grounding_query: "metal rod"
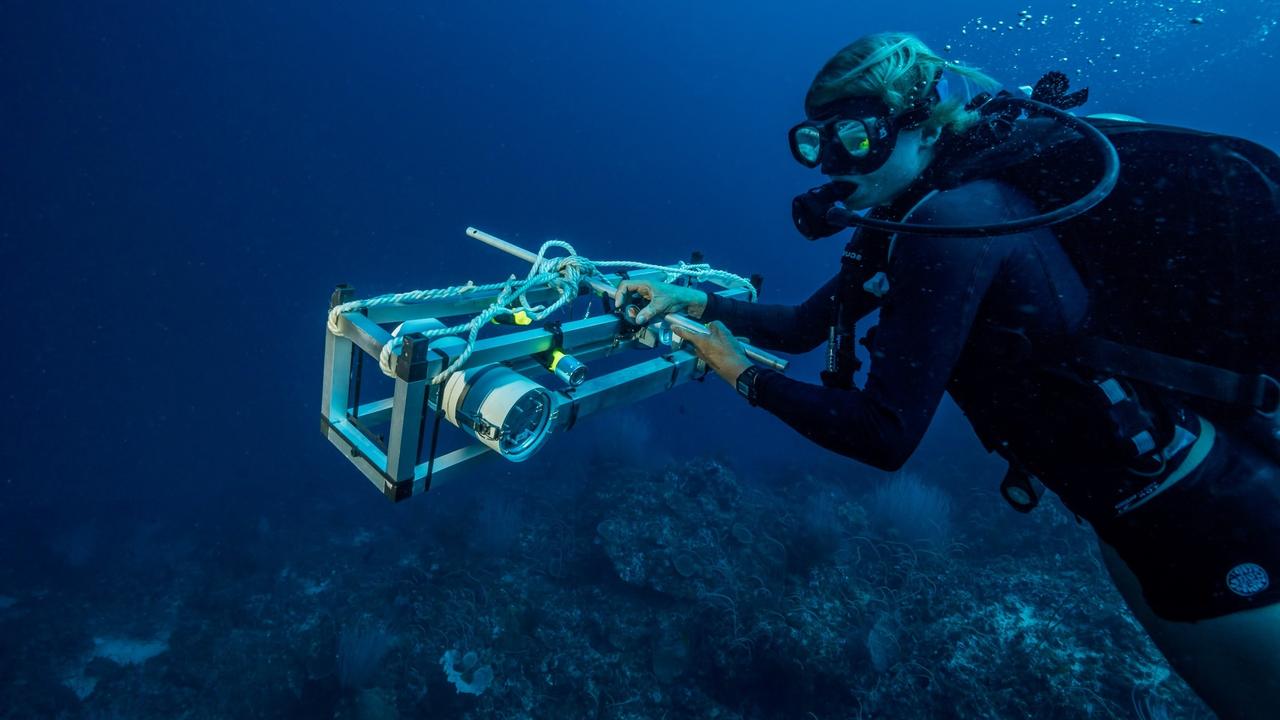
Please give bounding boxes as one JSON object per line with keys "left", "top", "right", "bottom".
{"left": 466, "top": 227, "right": 789, "bottom": 373}
{"left": 467, "top": 227, "right": 540, "bottom": 264}
{"left": 664, "top": 314, "right": 790, "bottom": 372}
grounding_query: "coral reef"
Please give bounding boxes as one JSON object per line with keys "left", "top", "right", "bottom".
{"left": 0, "top": 458, "right": 1211, "bottom": 719}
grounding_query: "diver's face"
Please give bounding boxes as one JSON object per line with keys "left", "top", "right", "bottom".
{"left": 829, "top": 128, "right": 936, "bottom": 210}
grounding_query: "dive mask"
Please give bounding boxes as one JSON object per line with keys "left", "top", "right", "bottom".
{"left": 788, "top": 90, "right": 939, "bottom": 176}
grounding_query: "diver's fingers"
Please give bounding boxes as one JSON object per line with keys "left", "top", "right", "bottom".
{"left": 670, "top": 324, "right": 703, "bottom": 350}
{"left": 611, "top": 282, "right": 631, "bottom": 307}
{"left": 707, "top": 321, "right": 745, "bottom": 351}
{"left": 612, "top": 280, "right": 650, "bottom": 307}
{"left": 633, "top": 299, "right": 669, "bottom": 326}
{"left": 634, "top": 293, "right": 672, "bottom": 325}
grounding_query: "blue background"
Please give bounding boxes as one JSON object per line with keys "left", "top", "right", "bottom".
{"left": 6, "top": 1, "right": 1275, "bottom": 522}
{"left": 1, "top": 3, "right": 1276, "bottom": 704}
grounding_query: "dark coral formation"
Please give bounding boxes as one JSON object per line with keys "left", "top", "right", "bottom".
{"left": 0, "top": 458, "right": 1209, "bottom": 719}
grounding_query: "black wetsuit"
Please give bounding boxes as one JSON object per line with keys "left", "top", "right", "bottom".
{"left": 706, "top": 180, "right": 1092, "bottom": 475}
{"left": 702, "top": 179, "right": 1280, "bottom": 622}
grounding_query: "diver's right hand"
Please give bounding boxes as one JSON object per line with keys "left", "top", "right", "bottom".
{"left": 612, "top": 280, "right": 708, "bottom": 326}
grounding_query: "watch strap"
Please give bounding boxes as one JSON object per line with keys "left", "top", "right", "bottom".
{"left": 736, "top": 365, "right": 763, "bottom": 406}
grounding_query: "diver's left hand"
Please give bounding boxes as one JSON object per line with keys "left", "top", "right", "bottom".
{"left": 671, "top": 320, "right": 753, "bottom": 387}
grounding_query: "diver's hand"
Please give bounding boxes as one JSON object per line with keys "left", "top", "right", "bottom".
{"left": 671, "top": 320, "right": 752, "bottom": 387}
{"left": 612, "top": 280, "right": 708, "bottom": 325}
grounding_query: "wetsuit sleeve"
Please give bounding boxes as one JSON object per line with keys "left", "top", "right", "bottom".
{"left": 750, "top": 182, "right": 1044, "bottom": 471}
{"left": 700, "top": 273, "right": 878, "bottom": 354}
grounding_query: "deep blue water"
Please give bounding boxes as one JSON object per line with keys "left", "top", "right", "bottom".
{"left": 3, "top": 2, "right": 1277, "bottom": 718}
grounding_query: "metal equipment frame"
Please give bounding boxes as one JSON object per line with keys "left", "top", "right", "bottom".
{"left": 320, "top": 235, "right": 772, "bottom": 502}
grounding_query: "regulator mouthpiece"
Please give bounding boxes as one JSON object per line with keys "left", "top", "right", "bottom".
{"left": 793, "top": 181, "right": 858, "bottom": 240}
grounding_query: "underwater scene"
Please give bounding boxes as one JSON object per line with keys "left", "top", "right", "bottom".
{"left": 4, "top": 1, "right": 1280, "bottom": 718}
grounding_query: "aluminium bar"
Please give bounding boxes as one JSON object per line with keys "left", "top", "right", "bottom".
{"left": 549, "top": 352, "right": 703, "bottom": 429}
{"left": 320, "top": 328, "right": 354, "bottom": 422}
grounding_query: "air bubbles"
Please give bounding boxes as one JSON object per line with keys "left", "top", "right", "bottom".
{"left": 949, "top": 0, "right": 1264, "bottom": 91}
{"left": 1006, "top": 8, "right": 1049, "bottom": 30}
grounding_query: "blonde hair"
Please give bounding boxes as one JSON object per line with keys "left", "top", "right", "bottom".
{"left": 804, "top": 32, "right": 1001, "bottom": 137}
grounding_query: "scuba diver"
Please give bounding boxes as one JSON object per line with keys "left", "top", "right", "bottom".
{"left": 614, "top": 33, "right": 1280, "bottom": 720}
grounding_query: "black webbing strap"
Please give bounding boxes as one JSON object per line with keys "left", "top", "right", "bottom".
{"left": 422, "top": 382, "right": 445, "bottom": 494}
{"left": 421, "top": 346, "right": 452, "bottom": 493}
{"left": 543, "top": 321, "right": 564, "bottom": 362}
{"left": 1076, "top": 337, "right": 1280, "bottom": 415}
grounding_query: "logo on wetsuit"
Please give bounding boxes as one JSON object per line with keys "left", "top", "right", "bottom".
{"left": 1226, "top": 562, "right": 1270, "bottom": 597}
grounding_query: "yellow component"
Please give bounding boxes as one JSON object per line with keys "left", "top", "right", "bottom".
{"left": 548, "top": 348, "right": 566, "bottom": 371}
{"left": 492, "top": 309, "right": 533, "bottom": 326}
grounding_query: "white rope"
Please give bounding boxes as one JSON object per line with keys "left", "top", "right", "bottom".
{"left": 588, "top": 257, "right": 758, "bottom": 297}
{"left": 327, "top": 240, "right": 757, "bottom": 385}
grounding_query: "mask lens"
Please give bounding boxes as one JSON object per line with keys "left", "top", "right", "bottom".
{"left": 791, "top": 125, "right": 823, "bottom": 167}
{"left": 835, "top": 120, "right": 872, "bottom": 157}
